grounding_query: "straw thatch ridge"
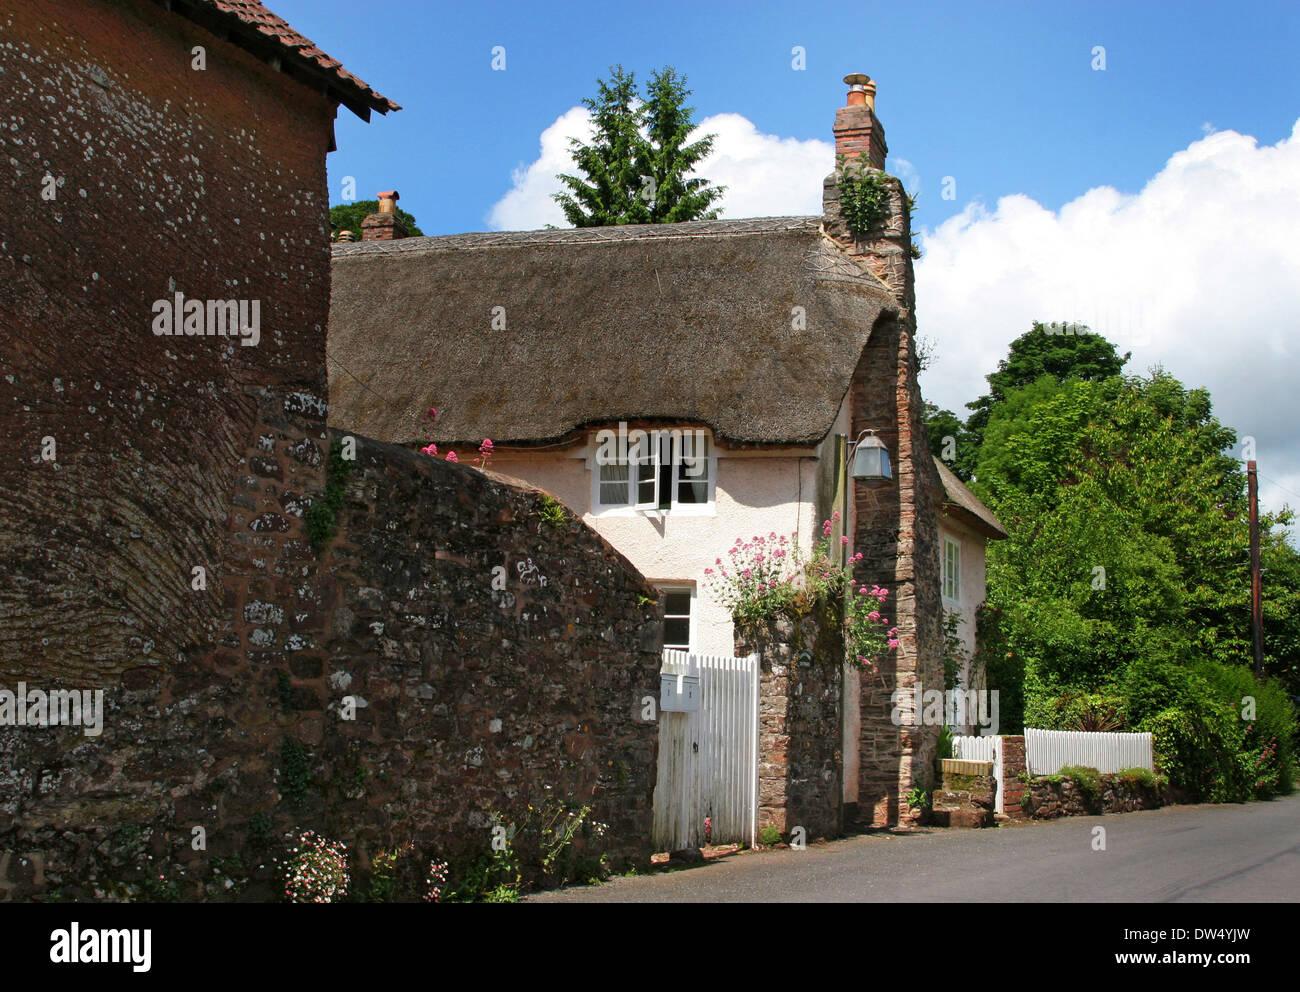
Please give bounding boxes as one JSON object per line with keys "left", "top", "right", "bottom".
{"left": 934, "top": 457, "right": 1008, "bottom": 539}
{"left": 328, "top": 217, "right": 896, "bottom": 447}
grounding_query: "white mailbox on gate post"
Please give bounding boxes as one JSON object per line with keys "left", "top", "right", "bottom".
{"left": 660, "top": 672, "right": 700, "bottom": 712}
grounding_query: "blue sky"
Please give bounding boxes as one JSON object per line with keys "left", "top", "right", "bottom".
{"left": 276, "top": 0, "right": 1299, "bottom": 235}
{"left": 272, "top": 0, "right": 1300, "bottom": 529}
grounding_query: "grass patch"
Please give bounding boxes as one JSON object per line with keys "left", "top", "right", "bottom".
{"left": 1057, "top": 765, "right": 1103, "bottom": 805}
{"left": 1116, "top": 766, "right": 1162, "bottom": 789}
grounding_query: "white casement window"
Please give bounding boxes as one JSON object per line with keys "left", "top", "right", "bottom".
{"left": 592, "top": 429, "right": 714, "bottom": 514}
{"left": 657, "top": 585, "right": 695, "bottom": 653}
{"left": 943, "top": 536, "right": 961, "bottom": 603}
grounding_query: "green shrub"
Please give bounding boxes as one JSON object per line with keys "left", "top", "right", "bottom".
{"left": 836, "top": 156, "right": 893, "bottom": 237}
{"left": 1144, "top": 705, "right": 1247, "bottom": 802}
{"left": 537, "top": 494, "right": 568, "bottom": 529}
{"left": 1127, "top": 657, "right": 1296, "bottom": 802}
{"left": 1057, "top": 765, "right": 1103, "bottom": 806}
{"left": 1194, "top": 660, "right": 1297, "bottom": 797}
{"left": 936, "top": 724, "right": 953, "bottom": 763}
{"left": 758, "top": 826, "right": 782, "bottom": 846}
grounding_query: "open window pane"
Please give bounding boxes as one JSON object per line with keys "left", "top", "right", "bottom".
{"left": 633, "top": 434, "right": 659, "bottom": 508}
{"left": 676, "top": 434, "right": 709, "bottom": 504}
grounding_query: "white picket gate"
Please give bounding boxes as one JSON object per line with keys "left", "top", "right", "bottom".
{"left": 652, "top": 650, "right": 759, "bottom": 851}
{"left": 1025, "top": 729, "right": 1154, "bottom": 775}
{"left": 950, "top": 734, "right": 1005, "bottom": 814}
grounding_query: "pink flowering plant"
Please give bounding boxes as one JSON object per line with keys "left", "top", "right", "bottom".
{"left": 282, "top": 830, "right": 350, "bottom": 903}
{"left": 704, "top": 512, "right": 898, "bottom": 670}
{"left": 417, "top": 406, "right": 490, "bottom": 469}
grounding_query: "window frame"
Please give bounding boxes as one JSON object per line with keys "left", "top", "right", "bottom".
{"left": 656, "top": 583, "right": 696, "bottom": 654}
{"left": 942, "top": 535, "right": 961, "bottom": 604}
{"left": 589, "top": 428, "right": 716, "bottom": 517}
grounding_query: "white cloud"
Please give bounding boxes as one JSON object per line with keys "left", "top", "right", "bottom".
{"left": 915, "top": 118, "right": 1300, "bottom": 528}
{"left": 486, "top": 109, "right": 832, "bottom": 230}
{"left": 485, "top": 106, "right": 595, "bottom": 231}
{"left": 684, "top": 113, "right": 831, "bottom": 218}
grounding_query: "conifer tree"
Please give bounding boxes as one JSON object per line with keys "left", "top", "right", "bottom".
{"left": 554, "top": 66, "right": 725, "bottom": 227}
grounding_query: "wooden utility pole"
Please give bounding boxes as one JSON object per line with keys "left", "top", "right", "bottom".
{"left": 1248, "top": 460, "right": 1264, "bottom": 675}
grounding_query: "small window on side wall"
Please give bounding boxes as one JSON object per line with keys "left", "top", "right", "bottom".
{"left": 657, "top": 585, "right": 693, "bottom": 653}
{"left": 943, "top": 537, "right": 961, "bottom": 602}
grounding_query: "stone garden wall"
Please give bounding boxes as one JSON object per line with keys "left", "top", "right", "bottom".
{"left": 1021, "top": 774, "right": 1166, "bottom": 820}
{"left": 1, "top": 428, "right": 663, "bottom": 900}
{"left": 737, "top": 609, "right": 844, "bottom": 842}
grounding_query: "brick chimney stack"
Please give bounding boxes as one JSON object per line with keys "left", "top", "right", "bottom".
{"left": 834, "top": 74, "right": 887, "bottom": 171}
{"left": 361, "top": 190, "right": 408, "bottom": 241}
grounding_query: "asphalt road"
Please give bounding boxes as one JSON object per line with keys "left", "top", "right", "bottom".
{"left": 528, "top": 794, "right": 1300, "bottom": 902}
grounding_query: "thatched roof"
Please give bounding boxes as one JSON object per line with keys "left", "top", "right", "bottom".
{"left": 934, "top": 458, "right": 1008, "bottom": 540}
{"left": 328, "top": 217, "right": 895, "bottom": 447}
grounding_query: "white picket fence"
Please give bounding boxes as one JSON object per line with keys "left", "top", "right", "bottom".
{"left": 652, "top": 650, "right": 759, "bottom": 851}
{"left": 1024, "top": 729, "right": 1154, "bottom": 776}
{"left": 951, "top": 730, "right": 1155, "bottom": 811}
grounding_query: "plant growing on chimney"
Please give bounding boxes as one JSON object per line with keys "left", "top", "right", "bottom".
{"left": 537, "top": 494, "right": 568, "bottom": 529}
{"left": 836, "top": 154, "right": 892, "bottom": 237}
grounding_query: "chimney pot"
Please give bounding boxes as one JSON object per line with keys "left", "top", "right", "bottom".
{"left": 362, "top": 190, "right": 408, "bottom": 241}
{"left": 833, "top": 73, "right": 886, "bottom": 169}
{"left": 843, "top": 73, "right": 870, "bottom": 107}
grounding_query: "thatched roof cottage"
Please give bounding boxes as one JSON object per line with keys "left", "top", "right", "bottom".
{"left": 327, "top": 76, "right": 1005, "bottom": 824}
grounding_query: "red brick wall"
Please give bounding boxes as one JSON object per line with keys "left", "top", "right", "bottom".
{"left": 0, "top": 0, "right": 335, "bottom": 683}
{"left": 823, "top": 167, "right": 942, "bottom": 826}
{"left": 1000, "top": 735, "right": 1028, "bottom": 819}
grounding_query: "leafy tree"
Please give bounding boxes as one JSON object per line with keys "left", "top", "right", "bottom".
{"left": 962, "top": 323, "right": 1130, "bottom": 472}
{"left": 976, "top": 370, "right": 1267, "bottom": 677}
{"left": 1261, "top": 531, "right": 1300, "bottom": 699}
{"left": 555, "top": 66, "right": 725, "bottom": 227}
{"left": 329, "top": 200, "right": 424, "bottom": 240}
{"left": 922, "top": 402, "right": 970, "bottom": 479}
{"left": 971, "top": 367, "right": 1297, "bottom": 795}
